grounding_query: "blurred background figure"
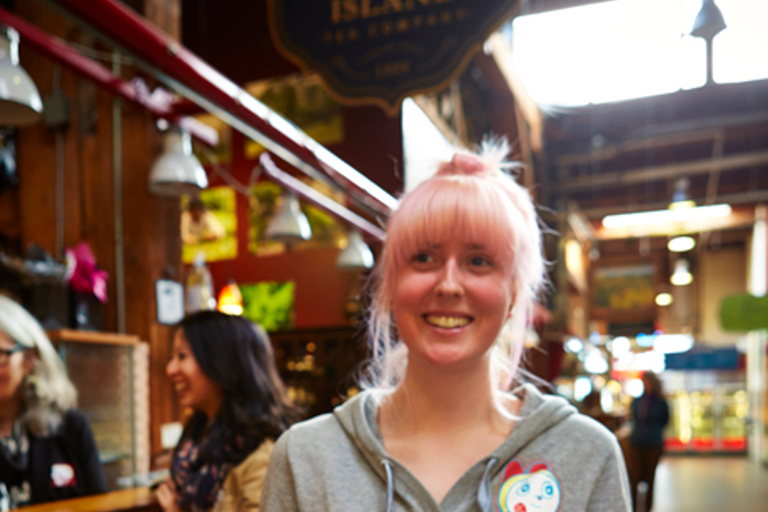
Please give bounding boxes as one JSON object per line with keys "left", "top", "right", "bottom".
{"left": 0, "top": 295, "right": 107, "bottom": 506}
{"left": 157, "top": 310, "right": 298, "bottom": 512}
{"left": 628, "top": 371, "right": 670, "bottom": 512}
{"left": 181, "top": 197, "right": 226, "bottom": 246}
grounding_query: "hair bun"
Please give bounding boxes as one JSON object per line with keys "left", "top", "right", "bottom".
{"left": 437, "top": 152, "right": 489, "bottom": 177}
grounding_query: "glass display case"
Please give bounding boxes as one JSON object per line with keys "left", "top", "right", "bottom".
{"left": 662, "top": 370, "right": 747, "bottom": 453}
{"left": 49, "top": 330, "right": 150, "bottom": 490}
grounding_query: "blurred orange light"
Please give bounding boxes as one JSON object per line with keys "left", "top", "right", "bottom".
{"left": 217, "top": 281, "right": 243, "bottom": 315}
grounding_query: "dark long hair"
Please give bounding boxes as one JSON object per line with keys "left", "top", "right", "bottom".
{"left": 176, "top": 310, "right": 299, "bottom": 466}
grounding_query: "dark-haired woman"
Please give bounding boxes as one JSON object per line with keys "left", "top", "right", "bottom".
{"left": 157, "top": 311, "right": 298, "bottom": 512}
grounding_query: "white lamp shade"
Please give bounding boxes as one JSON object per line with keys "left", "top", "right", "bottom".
{"left": 670, "top": 259, "right": 693, "bottom": 286}
{"left": 337, "top": 229, "right": 374, "bottom": 270}
{"left": 0, "top": 27, "right": 42, "bottom": 126}
{"left": 266, "top": 193, "right": 311, "bottom": 242}
{"left": 149, "top": 129, "right": 208, "bottom": 196}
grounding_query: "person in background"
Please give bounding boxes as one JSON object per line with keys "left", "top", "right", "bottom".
{"left": 261, "top": 140, "right": 631, "bottom": 511}
{"left": 157, "top": 310, "right": 298, "bottom": 512}
{"left": 0, "top": 295, "right": 107, "bottom": 506}
{"left": 628, "top": 371, "right": 670, "bottom": 512}
{"left": 181, "top": 198, "right": 226, "bottom": 246}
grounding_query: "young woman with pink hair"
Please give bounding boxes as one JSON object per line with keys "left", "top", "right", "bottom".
{"left": 262, "top": 141, "right": 631, "bottom": 512}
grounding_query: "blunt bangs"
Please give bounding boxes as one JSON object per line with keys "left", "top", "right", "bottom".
{"left": 386, "top": 175, "right": 521, "bottom": 270}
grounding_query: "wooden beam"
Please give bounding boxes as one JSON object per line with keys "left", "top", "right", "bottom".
{"left": 556, "top": 150, "right": 768, "bottom": 193}
{"left": 486, "top": 32, "right": 544, "bottom": 154}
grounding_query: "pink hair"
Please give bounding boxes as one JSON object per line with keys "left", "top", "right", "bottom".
{"left": 363, "top": 139, "right": 546, "bottom": 393}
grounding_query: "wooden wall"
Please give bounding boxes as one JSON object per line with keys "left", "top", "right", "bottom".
{"left": 12, "top": 0, "right": 182, "bottom": 457}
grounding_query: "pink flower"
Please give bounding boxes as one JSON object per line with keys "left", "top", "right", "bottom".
{"left": 66, "top": 242, "right": 109, "bottom": 303}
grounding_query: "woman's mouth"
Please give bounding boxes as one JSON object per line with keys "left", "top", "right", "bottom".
{"left": 173, "top": 382, "right": 189, "bottom": 395}
{"left": 423, "top": 314, "right": 472, "bottom": 329}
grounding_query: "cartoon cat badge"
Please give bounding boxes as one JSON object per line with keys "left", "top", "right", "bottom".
{"left": 497, "top": 459, "right": 562, "bottom": 512}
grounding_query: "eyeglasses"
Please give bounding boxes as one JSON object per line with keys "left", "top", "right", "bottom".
{"left": 0, "top": 345, "right": 26, "bottom": 365}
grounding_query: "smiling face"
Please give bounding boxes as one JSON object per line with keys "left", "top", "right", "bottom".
{"left": 391, "top": 237, "right": 515, "bottom": 370}
{"left": 499, "top": 469, "right": 562, "bottom": 512}
{"left": 0, "top": 330, "right": 31, "bottom": 410}
{"left": 166, "top": 330, "right": 223, "bottom": 418}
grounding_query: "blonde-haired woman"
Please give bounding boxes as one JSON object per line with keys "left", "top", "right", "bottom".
{"left": 0, "top": 295, "right": 106, "bottom": 506}
{"left": 262, "top": 141, "right": 631, "bottom": 511}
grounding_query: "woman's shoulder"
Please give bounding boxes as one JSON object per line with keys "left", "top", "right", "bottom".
{"left": 277, "top": 411, "right": 343, "bottom": 447}
{"left": 274, "top": 391, "right": 373, "bottom": 456}
{"left": 234, "top": 438, "right": 275, "bottom": 470}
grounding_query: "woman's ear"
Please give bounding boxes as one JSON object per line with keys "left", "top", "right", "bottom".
{"left": 23, "top": 348, "right": 39, "bottom": 376}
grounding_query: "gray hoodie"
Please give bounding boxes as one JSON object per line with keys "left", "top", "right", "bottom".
{"left": 261, "top": 384, "right": 631, "bottom": 511}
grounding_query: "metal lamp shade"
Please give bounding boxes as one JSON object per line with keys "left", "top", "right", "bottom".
{"left": 266, "top": 193, "right": 311, "bottom": 242}
{"left": 690, "top": 0, "right": 726, "bottom": 40}
{"left": 149, "top": 129, "right": 208, "bottom": 196}
{"left": 337, "top": 229, "right": 374, "bottom": 270}
{"left": 0, "top": 27, "right": 42, "bottom": 126}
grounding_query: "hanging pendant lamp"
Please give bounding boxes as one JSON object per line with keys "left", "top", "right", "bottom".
{"left": 149, "top": 128, "right": 208, "bottom": 196}
{"left": 266, "top": 192, "right": 311, "bottom": 242}
{"left": 337, "top": 229, "right": 374, "bottom": 270}
{"left": 690, "top": 0, "right": 727, "bottom": 40}
{"left": 0, "top": 26, "right": 43, "bottom": 126}
{"left": 670, "top": 259, "right": 693, "bottom": 286}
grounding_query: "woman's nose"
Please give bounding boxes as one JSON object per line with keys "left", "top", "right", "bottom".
{"left": 166, "top": 359, "right": 176, "bottom": 377}
{"left": 435, "top": 261, "right": 463, "bottom": 297}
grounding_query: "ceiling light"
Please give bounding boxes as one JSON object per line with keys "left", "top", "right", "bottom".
{"left": 669, "top": 176, "right": 696, "bottom": 210}
{"left": 653, "top": 333, "right": 694, "bottom": 354}
{"left": 690, "top": 0, "right": 727, "bottom": 40}
{"left": 217, "top": 281, "right": 243, "bottom": 316}
{"left": 265, "top": 192, "right": 311, "bottom": 242}
{"left": 0, "top": 27, "right": 43, "bottom": 126}
{"left": 670, "top": 259, "right": 693, "bottom": 286}
{"left": 668, "top": 235, "right": 696, "bottom": 252}
{"left": 564, "top": 337, "right": 583, "bottom": 353}
{"left": 149, "top": 128, "right": 208, "bottom": 196}
{"left": 655, "top": 292, "right": 673, "bottom": 307}
{"left": 602, "top": 204, "right": 731, "bottom": 229}
{"left": 336, "top": 229, "right": 374, "bottom": 270}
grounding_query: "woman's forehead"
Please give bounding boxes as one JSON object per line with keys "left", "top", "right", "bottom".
{"left": 173, "top": 329, "right": 190, "bottom": 348}
{"left": 0, "top": 330, "right": 15, "bottom": 349}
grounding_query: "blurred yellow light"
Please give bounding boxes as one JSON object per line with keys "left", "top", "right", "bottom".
{"left": 668, "top": 236, "right": 696, "bottom": 252}
{"left": 217, "top": 282, "right": 243, "bottom": 315}
{"left": 655, "top": 292, "right": 673, "bottom": 306}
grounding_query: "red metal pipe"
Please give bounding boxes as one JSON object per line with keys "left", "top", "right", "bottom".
{"left": 260, "top": 153, "right": 386, "bottom": 242}
{"left": 0, "top": 7, "right": 217, "bottom": 147}
{"left": 49, "top": 0, "right": 397, "bottom": 216}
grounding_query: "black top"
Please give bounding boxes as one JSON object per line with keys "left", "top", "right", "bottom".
{"left": 0, "top": 409, "right": 108, "bottom": 506}
{"left": 629, "top": 392, "right": 670, "bottom": 447}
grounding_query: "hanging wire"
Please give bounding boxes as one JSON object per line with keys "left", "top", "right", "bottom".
{"left": 195, "top": 143, "right": 262, "bottom": 197}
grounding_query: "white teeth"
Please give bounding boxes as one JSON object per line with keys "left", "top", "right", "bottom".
{"left": 425, "top": 315, "right": 470, "bottom": 328}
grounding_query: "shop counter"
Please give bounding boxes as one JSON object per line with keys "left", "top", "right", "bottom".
{"left": 17, "top": 488, "right": 159, "bottom": 512}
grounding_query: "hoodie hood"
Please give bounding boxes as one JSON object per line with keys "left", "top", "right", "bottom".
{"left": 333, "top": 384, "right": 578, "bottom": 511}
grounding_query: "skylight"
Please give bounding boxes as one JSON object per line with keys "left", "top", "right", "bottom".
{"left": 509, "top": 0, "right": 768, "bottom": 107}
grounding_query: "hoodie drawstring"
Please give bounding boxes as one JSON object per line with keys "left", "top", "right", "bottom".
{"left": 477, "top": 457, "right": 498, "bottom": 512}
{"left": 381, "top": 457, "right": 497, "bottom": 512}
{"left": 382, "top": 459, "right": 394, "bottom": 512}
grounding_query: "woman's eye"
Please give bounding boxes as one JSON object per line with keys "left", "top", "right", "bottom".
{"left": 469, "top": 256, "right": 490, "bottom": 267}
{"left": 413, "top": 252, "right": 434, "bottom": 264}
